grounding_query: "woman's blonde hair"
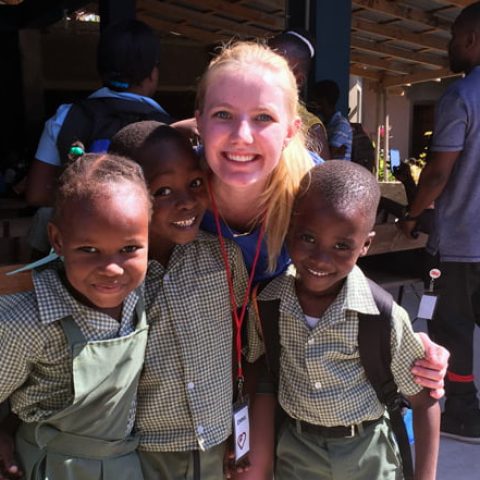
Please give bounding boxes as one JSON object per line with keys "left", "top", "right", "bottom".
{"left": 196, "top": 41, "right": 313, "bottom": 271}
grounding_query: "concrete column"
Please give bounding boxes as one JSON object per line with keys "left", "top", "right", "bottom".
{"left": 309, "top": 0, "right": 352, "bottom": 116}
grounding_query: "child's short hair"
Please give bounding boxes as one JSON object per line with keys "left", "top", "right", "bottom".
{"left": 97, "top": 19, "right": 159, "bottom": 90}
{"left": 53, "top": 153, "right": 151, "bottom": 222}
{"left": 296, "top": 160, "right": 380, "bottom": 228}
{"left": 312, "top": 79, "right": 340, "bottom": 108}
{"left": 109, "top": 121, "right": 195, "bottom": 170}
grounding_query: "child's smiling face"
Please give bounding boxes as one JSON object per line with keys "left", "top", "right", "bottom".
{"left": 141, "top": 140, "right": 208, "bottom": 264}
{"left": 48, "top": 183, "right": 150, "bottom": 319}
{"left": 287, "top": 194, "right": 374, "bottom": 301}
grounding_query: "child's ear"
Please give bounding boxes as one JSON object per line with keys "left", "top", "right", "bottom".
{"left": 48, "top": 222, "right": 63, "bottom": 256}
{"left": 359, "top": 231, "right": 375, "bottom": 257}
{"left": 284, "top": 116, "right": 302, "bottom": 147}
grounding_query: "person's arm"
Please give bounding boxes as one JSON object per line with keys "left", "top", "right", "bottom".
{"left": 407, "top": 390, "right": 440, "bottom": 480}
{"left": 25, "top": 159, "right": 60, "bottom": 206}
{"left": 397, "top": 151, "right": 460, "bottom": 238}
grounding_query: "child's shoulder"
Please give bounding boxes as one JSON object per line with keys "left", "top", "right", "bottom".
{"left": 0, "top": 288, "right": 41, "bottom": 334}
{"left": 194, "top": 230, "right": 244, "bottom": 259}
{"left": 256, "top": 266, "right": 296, "bottom": 302}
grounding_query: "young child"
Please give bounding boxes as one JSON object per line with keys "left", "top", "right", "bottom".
{"left": 109, "top": 121, "right": 249, "bottom": 480}
{"left": 247, "top": 161, "right": 440, "bottom": 480}
{"left": 0, "top": 153, "right": 151, "bottom": 479}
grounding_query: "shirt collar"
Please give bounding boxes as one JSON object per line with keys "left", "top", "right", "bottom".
{"left": 342, "top": 265, "right": 379, "bottom": 315}
{"left": 257, "top": 264, "right": 379, "bottom": 317}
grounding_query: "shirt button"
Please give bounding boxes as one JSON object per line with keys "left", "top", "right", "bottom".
{"left": 307, "top": 338, "right": 314, "bottom": 345}
{"left": 197, "top": 425, "right": 204, "bottom": 435}
{"left": 187, "top": 382, "right": 195, "bottom": 390}
{"left": 314, "top": 382, "right": 322, "bottom": 389}
{"left": 163, "top": 274, "right": 170, "bottom": 282}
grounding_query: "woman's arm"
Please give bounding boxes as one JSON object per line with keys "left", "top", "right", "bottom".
{"left": 408, "top": 390, "right": 440, "bottom": 480}
{"left": 413, "top": 333, "right": 449, "bottom": 399}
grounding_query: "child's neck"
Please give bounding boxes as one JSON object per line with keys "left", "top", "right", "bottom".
{"left": 211, "top": 176, "right": 266, "bottom": 231}
{"left": 60, "top": 272, "right": 123, "bottom": 322}
{"left": 149, "top": 236, "right": 175, "bottom": 267}
{"left": 295, "top": 279, "right": 345, "bottom": 318}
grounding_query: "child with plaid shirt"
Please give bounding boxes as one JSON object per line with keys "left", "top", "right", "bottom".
{"left": 247, "top": 161, "right": 440, "bottom": 480}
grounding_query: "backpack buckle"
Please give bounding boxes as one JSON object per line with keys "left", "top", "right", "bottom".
{"left": 345, "top": 425, "right": 356, "bottom": 438}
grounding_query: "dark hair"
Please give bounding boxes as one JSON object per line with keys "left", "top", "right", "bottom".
{"left": 295, "top": 160, "right": 380, "bottom": 229}
{"left": 455, "top": 1, "right": 480, "bottom": 31}
{"left": 109, "top": 121, "right": 196, "bottom": 175}
{"left": 267, "top": 28, "right": 315, "bottom": 77}
{"left": 97, "top": 19, "right": 159, "bottom": 90}
{"left": 53, "top": 153, "right": 151, "bottom": 222}
{"left": 312, "top": 79, "right": 340, "bottom": 107}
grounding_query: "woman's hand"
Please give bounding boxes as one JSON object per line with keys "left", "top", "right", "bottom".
{"left": 413, "top": 332, "right": 449, "bottom": 399}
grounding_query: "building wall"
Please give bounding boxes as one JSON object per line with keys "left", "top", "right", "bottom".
{"left": 358, "top": 78, "right": 456, "bottom": 163}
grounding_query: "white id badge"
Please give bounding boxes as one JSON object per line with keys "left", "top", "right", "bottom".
{"left": 233, "top": 400, "right": 250, "bottom": 463}
{"left": 417, "top": 293, "right": 438, "bottom": 320}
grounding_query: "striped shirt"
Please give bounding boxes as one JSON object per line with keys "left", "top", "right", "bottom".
{"left": 0, "top": 264, "right": 141, "bottom": 434}
{"left": 247, "top": 265, "right": 424, "bottom": 426}
{"left": 327, "top": 111, "right": 353, "bottom": 160}
{"left": 137, "top": 232, "right": 248, "bottom": 452}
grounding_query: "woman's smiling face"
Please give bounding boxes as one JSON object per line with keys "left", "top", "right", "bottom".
{"left": 196, "top": 66, "right": 299, "bottom": 189}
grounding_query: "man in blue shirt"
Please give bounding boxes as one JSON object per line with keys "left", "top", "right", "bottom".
{"left": 398, "top": 1, "right": 480, "bottom": 443}
{"left": 311, "top": 79, "right": 352, "bottom": 160}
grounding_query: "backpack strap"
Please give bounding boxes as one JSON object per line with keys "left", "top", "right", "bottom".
{"left": 359, "top": 278, "right": 414, "bottom": 480}
{"left": 57, "top": 97, "right": 172, "bottom": 163}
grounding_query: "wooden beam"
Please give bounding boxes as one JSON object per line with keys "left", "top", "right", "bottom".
{"left": 350, "top": 51, "right": 411, "bottom": 74}
{"left": 351, "top": 17, "right": 447, "bottom": 51}
{"left": 176, "top": 0, "right": 284, "bottom": 29}
{"left": 352, "top": 0, "right": 451, "bottom": 31}
{"left": 137, "top": 12, "right": 224, "bottom": 43}
{"left": 237, "top": 0, "right": 285, "bottom": 12}
{"left": 435, "top": 0, "right": 472, "bottom": 8}
{"left": 350, "top": 64, "right": 382, "bottom": 81}
{"left": 139, "top": 0, "right": 268, "bottom": 38}
{"left": 351, "top": 37, "right": 448, "bottom": 67}
{"left": 382, "top": 67, "right": 460, "bottom": 87}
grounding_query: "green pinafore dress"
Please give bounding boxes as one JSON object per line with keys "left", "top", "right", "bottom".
{"left": 15, "top": 299, "right": 148, "bottom": 480}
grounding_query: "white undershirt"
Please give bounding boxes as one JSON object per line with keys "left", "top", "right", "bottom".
{"left": 304, "top": 314, "right": 320, "bottom": 329}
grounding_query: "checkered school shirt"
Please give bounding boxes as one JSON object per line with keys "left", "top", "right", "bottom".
{"left": 0, "top": 263, "right": 141, "bottom": 434}
{"left": 247, "top": 265, "right": 424, "bottom": 427}
{"left": 137, "top": 232, "right": 248, "bottom": 452}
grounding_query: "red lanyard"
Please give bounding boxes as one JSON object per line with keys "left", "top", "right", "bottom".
{"left": 208, "top": 178, "right": 265, "bottom": 393}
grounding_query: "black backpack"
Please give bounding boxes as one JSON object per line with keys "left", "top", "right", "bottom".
{"left": 56, "top": 97, "right": 172, "bottom": 163}
{"left": 350, "top": 122, "right": 375, "bottom": 172}
{"left": 252, "top": 278, "right": 414, "bottom": 480}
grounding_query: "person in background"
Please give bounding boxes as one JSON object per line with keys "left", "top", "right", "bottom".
{"left": 311, "top": 79, "right": 352, "bottom": 160}
{"left": 25, "top": 19, "right": 171, "bottom": 257}
{"left": 268, "top": 29, "right": 330, "bottom": 160}
{"left": 398, "top": 1, "right": 480, "bottom": 443}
